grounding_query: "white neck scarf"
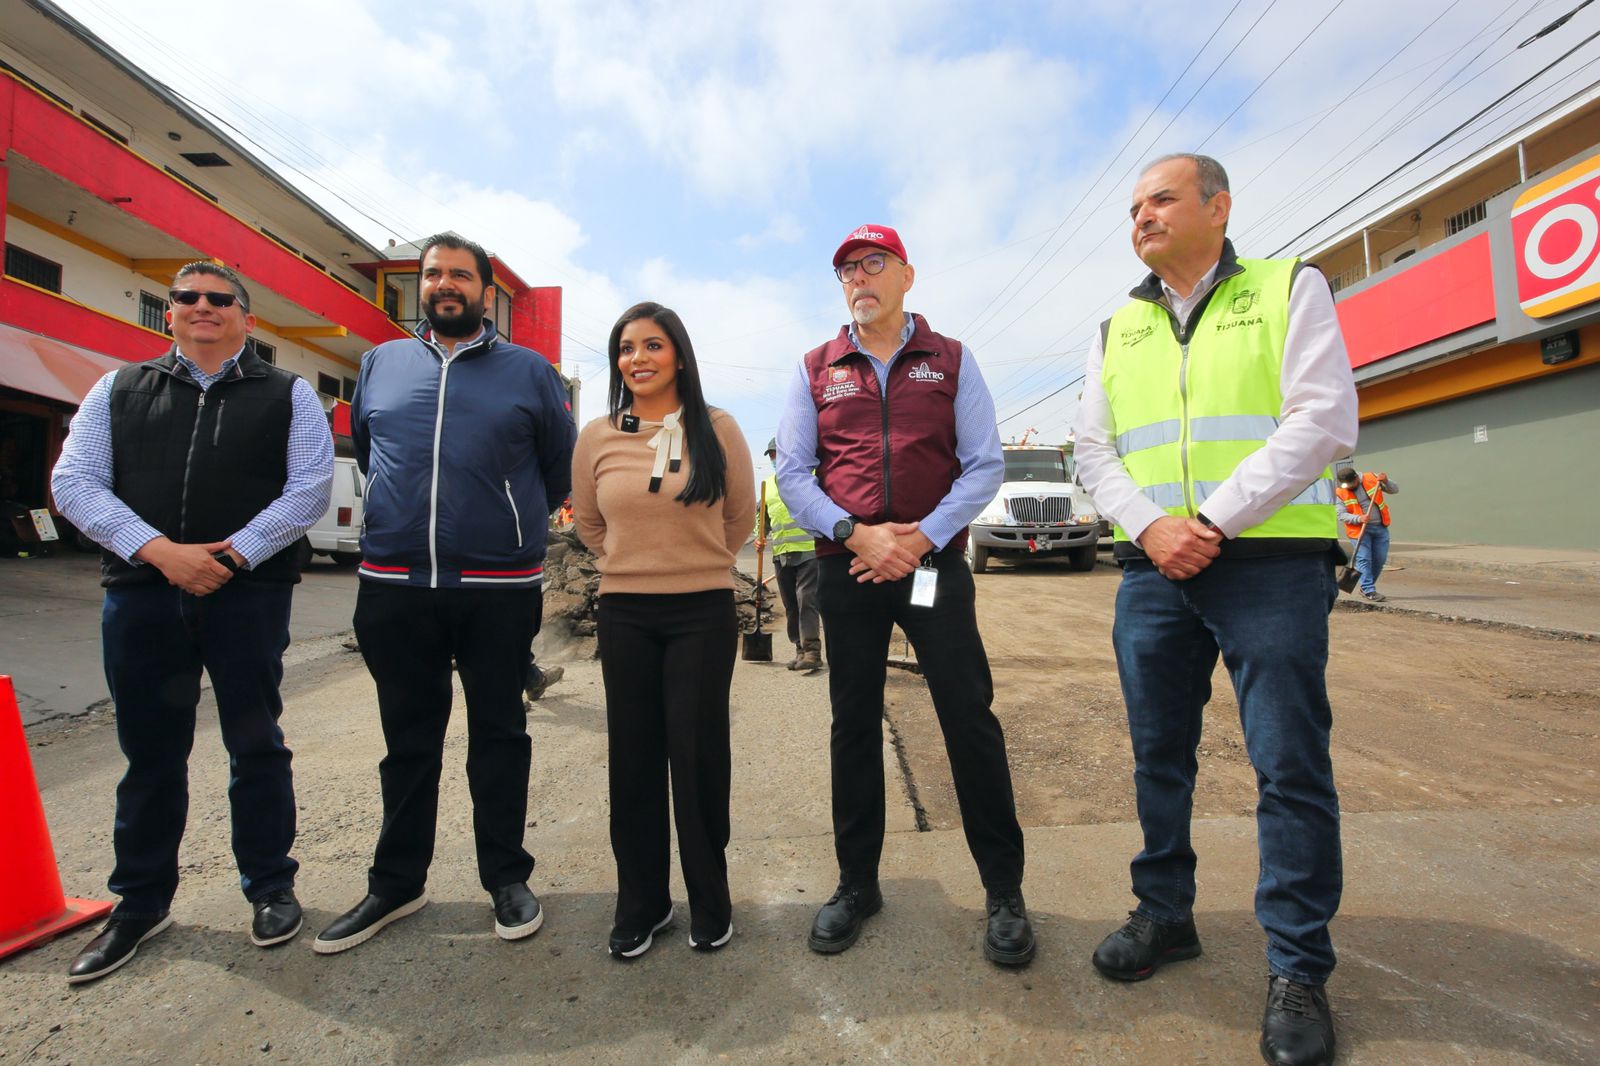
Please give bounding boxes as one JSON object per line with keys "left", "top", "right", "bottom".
{"left": 644, "top": 408, "right": 684, "bottom": 493}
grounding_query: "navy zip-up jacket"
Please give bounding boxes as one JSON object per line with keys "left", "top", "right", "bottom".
{"left": 351, "top": 321, "right": 576, "bottom": 588}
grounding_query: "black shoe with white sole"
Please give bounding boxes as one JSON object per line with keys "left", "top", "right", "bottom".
{"left": 689, "top": 918, "right": 733, "bottom": 952}
{"left": 250, "top": 888, "right": 303, "bottom": 947}
{"left": 67, "top": 914, "right": 173, "bottom": 984}
{"left": 491, "top": 883, "right": 543, "bottom": 940}
{"left": 313, "top": 892, "right": 427, "bottom": 955}
{"left": 609, "top": 908, "right": 674, "bottom": 959}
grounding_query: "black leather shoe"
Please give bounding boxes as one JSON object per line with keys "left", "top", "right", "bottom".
{"left": 491, "top": 883, "right": 544, "bottom": 940}
{"left": 609, "top": 907, "right": 674, "bottom": 960}
{"left": 1260, "top": 975, "right": 1336, "bottom": 1066}
{"left": 807, "top": 883, "right": 883, "bottom": 954}
{"left": 1091, "top": 910, "right": 1202, "bottom": 981}
{"left": 312, "top": 891, "right": 427, "bottom": 955}
{"left": 250, "top": 888, "right": 303, "bottom": 947}
{"left": 67, "top": 914, "right": 173, "bottom": 984}
{"left": 983, "top": 889, "right": 1036, "bottom": 966}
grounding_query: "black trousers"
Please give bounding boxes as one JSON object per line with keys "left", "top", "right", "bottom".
{"left": 354, "top": 582, "right": 541, "bottom": 899}
{"left": 817, "top": 548, "right": 1025, "bottom": 891}
{"left": 597, "top": 590, "right": 737, "bottom": 937}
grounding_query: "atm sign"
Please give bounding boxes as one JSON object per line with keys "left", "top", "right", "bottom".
{"left": 1512, "top": 152, "right": 1600, "bottom": 318}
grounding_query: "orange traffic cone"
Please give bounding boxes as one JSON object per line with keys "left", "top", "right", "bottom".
{"left": 0, "top": 675, "right": 112, "bottom": 961}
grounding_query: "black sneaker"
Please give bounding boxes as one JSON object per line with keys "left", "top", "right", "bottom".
{"left": 491, "top": 883, "right": 543, "bottom": 941}
{"left": 67, "top": 914, "right": 173, "bottom": 984}
{"left": 313, "top": 892, "right": 427, "bottom": 955}
{"left": 1090, "top": 910, "right": 1202, "bottom": 981}
{"left": 807, "top": 883, "right": 883, "bottom": 954}
{"left": 609, "top": 907, "right": 674, "bottom": 960}
{"left": 250, "top": 888, "right": 303, "bottom": 947}
{"left": 983, "top": 889, "right": 1036, "bottom": 966}
{"left": 525, "top": 664, "right": 565, "bottom": 701}
{"left": 1260, "top": 975, "right": 1336, "bottom": 1066}
{"left": 689, "top": 918, "right": 733, "bottom": 952}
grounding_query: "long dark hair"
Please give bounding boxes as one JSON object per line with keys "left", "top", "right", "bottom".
{"left": 606, "top": 302, "right": 728, "bottom": 506}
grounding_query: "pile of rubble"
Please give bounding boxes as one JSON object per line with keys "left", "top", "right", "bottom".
{"left": 540, "top": 528, "right": 773, "bottom": 652}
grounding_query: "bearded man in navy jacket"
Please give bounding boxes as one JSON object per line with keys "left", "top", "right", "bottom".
{"left": 315, "top": 233, "right": 576, "bottom": 954}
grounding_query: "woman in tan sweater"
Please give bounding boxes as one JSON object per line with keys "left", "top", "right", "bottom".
{"left": 570, "top": 301, "right": 755, "bottom": 959}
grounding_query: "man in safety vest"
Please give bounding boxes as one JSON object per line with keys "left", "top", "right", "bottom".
{"left": 1074, "top": 154, "right": 1358, "bottom": 1066}
{"left": 754, "top": 438, "right": 822, "bottom": 671}
{"left": 1336, "top": 467, "right": 1399, "bottom": 602}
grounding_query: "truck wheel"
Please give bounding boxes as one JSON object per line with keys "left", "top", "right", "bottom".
{"left": 332, "top": 551, "right": 362, "bottom": 567}
{"left": 1068, "top": 544, "right": 1097, "bottom": 571}
{"left": 966, "top": 539, "right": 989, "bottom": 574}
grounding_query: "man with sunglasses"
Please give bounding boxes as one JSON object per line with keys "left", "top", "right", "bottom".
{"left": 776, "top": 224, "right": 1033, "bottom": 966}
{"left": 52, "top": 262, "right": 333, "bottom": 983}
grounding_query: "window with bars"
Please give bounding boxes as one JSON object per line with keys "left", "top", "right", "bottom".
{"left": 138, "top": 291, "right": 170, "bottom": 334}
{"left": 1328, "top": 264, "right": 1365, "bottom": 294}
{"left": 4, "top": 244, "right": 62, "bottom": 292}
{"left": 1444, "top": 200, "right": 1488, "bottom": 236}
{"left": 253, "top": 341, "right": 276, "bottom": 364}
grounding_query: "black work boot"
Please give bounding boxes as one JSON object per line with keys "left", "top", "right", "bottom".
{"left": 983, "top": 889, "right": 1036, "bottom": 966}
{"left": 807, "top": 883, "right": 883, "bottom": 954}
{"left": 1260, "top": 975, "right": 1336, "bottom": 1066}
{"left": 1090, "top": 910, "right": 1202, "bottom": 981}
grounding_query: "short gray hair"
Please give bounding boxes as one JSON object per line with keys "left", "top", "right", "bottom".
{"left": 1144, "top": 153, "right": 1230, "bottom": 203}
{"left": 174, "top": 261, "right": 251, "bottom": 312}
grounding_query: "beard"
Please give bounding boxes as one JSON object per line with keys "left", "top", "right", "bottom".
{"left": 424, "top": 292, "right": 487, "bottom": 338}
{"left": 850, "top": 290, "right": 880, "bottom": 326}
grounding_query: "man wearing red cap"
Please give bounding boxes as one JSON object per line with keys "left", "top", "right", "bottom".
{"left": 775, "top": 224, "right": 1033, "bottom": 966}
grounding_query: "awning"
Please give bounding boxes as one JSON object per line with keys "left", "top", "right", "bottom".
{"left": 0, "top": 323, "right": 132, "bottom": 406}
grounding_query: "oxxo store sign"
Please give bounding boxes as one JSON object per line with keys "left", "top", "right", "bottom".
{"left": 1511, "top": 152, "right": 1600, "bottom": 319}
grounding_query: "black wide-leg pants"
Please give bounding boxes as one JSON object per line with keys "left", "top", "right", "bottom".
{"left": 597, "top": 589, "right": 737, "bottom": 937}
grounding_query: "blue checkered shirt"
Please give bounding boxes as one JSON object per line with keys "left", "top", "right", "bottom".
{"left": 51, "top": 347, "right": 334, "bottom": 569}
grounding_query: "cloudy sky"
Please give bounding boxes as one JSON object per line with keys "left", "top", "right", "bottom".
{"left": 55, "top": 0, "right": 1600, "bottom": 466}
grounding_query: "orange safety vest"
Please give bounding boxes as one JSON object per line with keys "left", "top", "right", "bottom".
{"left": 1335, "top": 473, "right": 1390, "bottom": 539}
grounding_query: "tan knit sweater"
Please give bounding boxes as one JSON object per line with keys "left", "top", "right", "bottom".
{"left": 570, "top": 407, "right": 756, "bottom": 595}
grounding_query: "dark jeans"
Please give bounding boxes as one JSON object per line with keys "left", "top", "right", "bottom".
{"left": 775, "top": 555, "right": 821, "bottom": 645}
{"left": 102, "top": 579, "right": 297, "bottom": 919}
{"left": 354, "top": 582, "right": 541, "bottom": 900}
{"left": 1353, "top": 523, "right": 1390, "bottom": 593}
{"left": 1112, "top": 552, "right": 1343, "bottom": 984}
{"left": 817, "top": 548, "right": 1024, "bottom": 891}
{"left": 597, "top": 590, "right": 737, "bottom": 936}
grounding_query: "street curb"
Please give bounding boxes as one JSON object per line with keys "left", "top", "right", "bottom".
{"left": 1334, "top": 597, "right": 1598, "bottom": 642}
{"left": 1386, "top": 550, "right": 1600, "bottom": 586}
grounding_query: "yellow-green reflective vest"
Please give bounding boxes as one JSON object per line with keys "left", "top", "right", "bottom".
{"left": 757, "top": 475, "right": 815, "bottom": 556}
{"left": 1101, "top": 257, "right": 1336, "bottom": 542}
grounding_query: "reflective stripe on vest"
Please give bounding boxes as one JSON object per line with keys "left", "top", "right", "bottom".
{"left": 1102, "top": 257, "right": 1336, "bottom": 542}
{"left": 760, "top": 475, "right": 815, "bottom": 556}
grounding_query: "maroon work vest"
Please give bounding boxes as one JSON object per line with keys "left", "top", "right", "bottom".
{"left": 803, "top": 314, "right": 966, "bottom": 557}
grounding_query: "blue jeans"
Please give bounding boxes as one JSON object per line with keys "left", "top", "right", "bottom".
{"left": 102, "top": 580, "right": 298, "bottom": 919}
{"left": 1111, "top": 552, "right": 1343, "bottom": 984}
{"left": 1353, "top": 523, "right": 1390, "bottom": 594}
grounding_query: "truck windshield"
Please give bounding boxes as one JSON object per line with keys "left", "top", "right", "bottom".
{"left": 1003, "top": 451, "right": 1067, "bottom": 482}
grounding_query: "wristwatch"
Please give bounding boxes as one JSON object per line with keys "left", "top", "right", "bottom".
{"left": 211, "top": 550, "right": 240, "bottom": 573}
{"left": 832, "top": 516, "right": 857, "bottom": 543}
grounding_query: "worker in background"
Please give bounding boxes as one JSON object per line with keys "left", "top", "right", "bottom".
{"left": 1074, "top": 153, "right": 1357, "bottom": 1066}
{"left": 1336, "top": 467, "right": 1398, "bottom": 602}
{"left": 754, "top": 438, "right": 822, "bottom": 672}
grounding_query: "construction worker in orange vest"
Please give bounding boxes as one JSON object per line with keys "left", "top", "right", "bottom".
{"left": 1335, "top": 467, "right": 1398, "bottom": 602}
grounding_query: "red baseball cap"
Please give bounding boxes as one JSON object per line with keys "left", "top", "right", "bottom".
{"left": 833, "top": 224, "right": 908, "bottom": 268}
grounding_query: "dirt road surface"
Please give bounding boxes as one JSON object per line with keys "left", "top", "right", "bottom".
{"left": 2, "top": 556, "right": 1597, "bottom": 1064}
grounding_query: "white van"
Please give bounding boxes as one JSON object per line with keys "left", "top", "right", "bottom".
{"left": 306, "top": 455, "right": 364, "bottom": 565}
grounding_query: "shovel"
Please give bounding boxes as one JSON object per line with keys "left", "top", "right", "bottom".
{"left": 1336, "top": 487, "right": 1379, "bottom": 593}
{"left": 742, "top": 482, "right": 774, "bottom": 661}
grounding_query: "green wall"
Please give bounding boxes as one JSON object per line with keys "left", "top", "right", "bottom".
{"left": 1353, "top": 362, "right": 1600, "bottom": 549}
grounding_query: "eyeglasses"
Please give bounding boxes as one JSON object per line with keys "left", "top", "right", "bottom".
{"left": 169, "top": 289, "right": 241, "bottom": 309}
{"left": 834, "top": 252, "right": 894, "bottom": 283}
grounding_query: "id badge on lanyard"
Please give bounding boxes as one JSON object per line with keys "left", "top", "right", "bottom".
{"left": 910, "top": 556, "right": 937, "bottom": 608}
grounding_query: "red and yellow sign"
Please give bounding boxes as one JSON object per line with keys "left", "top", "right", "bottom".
{"left": 1512, "top": 151, "right": 1600, "bottom": 318}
